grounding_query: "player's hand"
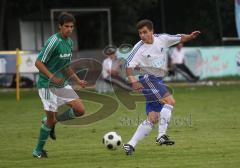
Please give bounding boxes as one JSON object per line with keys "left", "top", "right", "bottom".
{"left": 131, "top": 81, "right": 143, "bottom": 92}
{"left": 78, "top": 80, "right": 87, "bottom": 88}
{"left": 190, "top": 31, "right": 201, "bottom": 39}
{"left": 50, "top": 76, "right": 65, "bottom": 85}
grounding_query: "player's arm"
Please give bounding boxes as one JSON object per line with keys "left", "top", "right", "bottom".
{"left": 36, "top": 36, "right": 64, "bottom": 85}
{"left": 126, "top": 68, "right": 138, "bottom": 83}
{"left": 126, "top": 42, "right": 144, "bottom": 91}
{"left": 65, "top": 40, "right": 87, "bottom": 87}
{"left": 35, "top": 60, "right": 52, "bottom": 78}
{"left": 126, "top": 67, "right": 143, "bottom": 92}
{"left": 180, "top": 31, "right": 201, "bottom": 43}
{"left": 35, "top": 60, "right": 64, "bottom": 85}
{"left": 65, "top": 67, "right": 87, "bottom": 88}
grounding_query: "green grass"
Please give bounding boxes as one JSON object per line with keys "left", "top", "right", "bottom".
{"left": 0, "top": 85, "right": 240, "bottom": 168}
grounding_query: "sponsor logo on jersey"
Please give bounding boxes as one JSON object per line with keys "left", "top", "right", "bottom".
{"left": 60, "top": 53, "right": 72, "bottom": 59}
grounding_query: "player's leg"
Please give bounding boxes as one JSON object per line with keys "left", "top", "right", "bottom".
{"left": 41, "top": 112, "right": 57, "bottom": 140}
{"left": 33, "top": 88, "right": 58, "bottom": 158}
{"left": 56, "top": 98, "right": 85, "bottom": 121}
{"left": 123, "top": 75, "right": 160, "bottom": 155}
{"left": 145, "top": 76, "right": 175, "bottom": 145}
{"left": 156, "top": 94, "right": 175, "bottom": 145}
{"left": 33, "top": 111, "right": 56, "bottom": 158}
{"left": 55, "top": 85, "right": 84, "bottom": 122}
{"left": 127, "top": 114, "right": 155, "bottom": 147}
{"left": 67, "top": 98, "right": 85, "bottom": 117}
{"left": 123, "top": 111, "right": 159, "bottom": 155}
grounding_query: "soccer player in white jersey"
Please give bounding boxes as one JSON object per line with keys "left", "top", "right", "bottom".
{"left": 123, "top": 19, "right": 200, "bottom": 155}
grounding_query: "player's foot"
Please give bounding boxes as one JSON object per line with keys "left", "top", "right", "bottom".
{"left": 123, "top": 144, "right": 135, "bottom": 155}
{"left": 32, "top": 149, "right": 48, "bottom": 158}
{"left": 156, "top": 135, "right": 175, "bottom": 145}
{"left": 41, "top": 117, "right": 56, "bottom": 140}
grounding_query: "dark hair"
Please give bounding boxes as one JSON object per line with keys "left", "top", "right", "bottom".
{"left": 136, "top": 19, "right": 154, "bottom": 31}
{"left": 58, "top": 12, "right": 76, "bottom": 25}
{"left": 103, "top": 45, "right": 117, "bottom": 56}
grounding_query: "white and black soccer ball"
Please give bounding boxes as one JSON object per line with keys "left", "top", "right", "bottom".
{"left": 102, "top": 131, "right": 122, "bottom": 150}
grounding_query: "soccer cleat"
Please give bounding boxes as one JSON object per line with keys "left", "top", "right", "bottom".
{"left": 32, "top": 149, "right": 48, "bottom": 158}
{"left": 156, "top": 135, "right": 175, "bottom": 145}
{"left": 41, "top": 117, "right": 56, "bottom": 140}
{"left": 123, "top": 144, "right": 135, "bottom": 155}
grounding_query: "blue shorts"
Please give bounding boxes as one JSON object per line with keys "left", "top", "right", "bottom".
{"left": 139, "top": 74, "right": 169, "bottom": 114}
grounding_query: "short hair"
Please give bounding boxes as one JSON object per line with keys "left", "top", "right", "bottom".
{"left": 58, "top": 12, "right": 76, "bottom": 25}
{"left": 136, "top": 19, "right": 154, "bottom": 31}
{"left": 103, "top": 45, "right": 117, "bottom": 56}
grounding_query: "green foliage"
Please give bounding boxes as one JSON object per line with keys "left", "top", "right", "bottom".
{"left": 3, "top": 0, "right": 236, "bottom": 48}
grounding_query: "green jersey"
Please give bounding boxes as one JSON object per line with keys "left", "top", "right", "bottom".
{"left": 37, "top": 32, "right": 73, "bottom": 88}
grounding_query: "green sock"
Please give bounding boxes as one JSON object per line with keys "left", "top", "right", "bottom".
{"left": 56, "top": 108, "right": 76, "bottom": 122}
{"left": 42, "top": 116, "right": 47, "bottom": 124}
{"left": 35, "top": 124, "right": 51, "bottom": 152}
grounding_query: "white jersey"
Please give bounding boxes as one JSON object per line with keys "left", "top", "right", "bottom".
{"left": 102, "top": 57, "right": 121, "bottom": 79}
{"left": 127, "top": 34, "right": 181, "bottom": 77}
{"left": 170, "top": 47, "right": 185, "bottom": 64}
{"left": 102, "top": 57, "right": 113, "bottom": 79}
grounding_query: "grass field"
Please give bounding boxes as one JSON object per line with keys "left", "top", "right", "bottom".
{"left": 0, "top": 84, "right": 240, "bottom": 168}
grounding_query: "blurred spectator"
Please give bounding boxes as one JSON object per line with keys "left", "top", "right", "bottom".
{"left": 170, "top": 43, "right": 199, "bottom": 82}
{"left": 102, "top": 45, "right": 132, "bottom": 90}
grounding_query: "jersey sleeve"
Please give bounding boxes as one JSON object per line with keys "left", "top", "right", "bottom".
{"left": 102, "top": 59, "right": 111, "bottom": 78}
{"left": 157, "top": 34, "right": 181, "bottom": 48}
{"left": 37, "top": 35, "right": 59, "bottom": 63}
{"left": 102, "top": 59, "right": 110, "bottom": 71}
{"left": 126, "top": 41, "right": 143, "bottom": 68}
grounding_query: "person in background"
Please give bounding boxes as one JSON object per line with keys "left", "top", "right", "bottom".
{"left": 170, "top": 43, "right": 199, "bottom": 82}
{"left": 102, "top": 45, "right": 132, "bottom": 91}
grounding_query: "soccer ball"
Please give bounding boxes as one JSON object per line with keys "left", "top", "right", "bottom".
{"left": 102, "top": 131, "right": 122, "bottom": 150}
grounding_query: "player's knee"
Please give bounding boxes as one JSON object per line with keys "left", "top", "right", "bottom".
{"left": 165, "top": 99, "right": 175, "bottom": 106}
{"left": 149, "top": 118, "right": 159, "bottom": 124}
{"left": 148, "top": 115, "right": 159, "bottom": 124}
{"left": 162, "top": 95, "right": 176, "bottom": 106}
{"left": 74, "top": 107, "right": 85, "bottom": 117}
{"left": 46, "top": 117, "right": 56, "bottom": 127}
{"left": 169, "top": 99, "right": 176, "bottom": 106}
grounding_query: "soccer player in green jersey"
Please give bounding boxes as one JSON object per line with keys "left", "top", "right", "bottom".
{"left": 32, "top": 12, "right": 87, "bottom": 158}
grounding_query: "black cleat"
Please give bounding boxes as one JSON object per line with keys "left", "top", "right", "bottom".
{"left": 123, "top": 144, "right": 135, "bottom": 155}
{"left": 32, "top": 149, "right": 48, "bottom": 158}
{"left": 156, "top": 135, "right": 175, "bottom": 145}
